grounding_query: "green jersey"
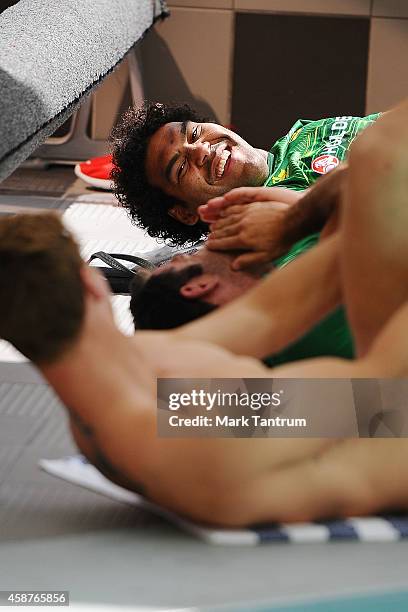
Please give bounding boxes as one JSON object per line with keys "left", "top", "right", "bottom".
{"left": 264, "top": 234, "right": 354, "bottom": 368}
{"left": 265, "top": 114, "right": 380, "bottom": 190}
{"left": 261, "top": 114, "right": 380, "bottom": 365}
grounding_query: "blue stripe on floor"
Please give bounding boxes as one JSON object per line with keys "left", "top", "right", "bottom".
{"left": 383, "top": 515, "right": 408, "bottom": 538}
{"left": 317, "top": 519, "right": 358, "bottom": 540}
{"left": 256, "top": 526, "right": 289, "bottom": 543}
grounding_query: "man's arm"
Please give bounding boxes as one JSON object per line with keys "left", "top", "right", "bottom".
{"left": 174, "top": 234, "right": 341, "bottom": 359}
{"left": 282, "top": 163, "right": 347, "bottom": 244}
{"left": 199, "top": 186, "right": 302, "bottom": 223}
{"left": 202, "top": 165, "right": 347, "bottom": 268}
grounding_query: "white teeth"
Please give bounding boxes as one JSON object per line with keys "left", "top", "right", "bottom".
{"left": 215, "top": 149, "right": 231, "bottom": 179}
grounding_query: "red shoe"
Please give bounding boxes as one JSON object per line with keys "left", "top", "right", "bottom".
{"left": 74, "top": 154, "right": 114, "bottom": 190}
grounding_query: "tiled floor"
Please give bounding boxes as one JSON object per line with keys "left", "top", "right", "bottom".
{"left": 0, "top": 164, "right": 114, "bottom": 211}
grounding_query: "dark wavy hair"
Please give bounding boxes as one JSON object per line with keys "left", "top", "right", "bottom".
{"left": 111, "top": 101, "right": 210, "bottom": 246}
{"left": 130, "top": 264, "right": 217, "bottom": 330}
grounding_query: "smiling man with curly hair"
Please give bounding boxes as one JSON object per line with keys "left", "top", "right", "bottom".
{"left": 111, "top": 102, "right": 210, "bottom": 245}
{"left": 111, "top": 101, "right": 379, "bottom": 245}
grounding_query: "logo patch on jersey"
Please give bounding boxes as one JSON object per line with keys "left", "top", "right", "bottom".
{"left": 312, "top": 154, "right": 339, "bottom": 175}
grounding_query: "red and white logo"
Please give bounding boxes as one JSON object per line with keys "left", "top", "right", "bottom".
{"left": 312, "top": 155, "right": 339, "bottom": 175}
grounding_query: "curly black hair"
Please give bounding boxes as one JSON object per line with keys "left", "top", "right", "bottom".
{"left": 111, "top": 101, "right": 210, "bottom": 246}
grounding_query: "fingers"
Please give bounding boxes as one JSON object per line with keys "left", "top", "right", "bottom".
{"left": 222, "top": 186, "right": 279, "bottom": 204}
{"left": 231, "top": 251, "right": 270, "bottom": 271}
{"left": 209, "top": 215, "right": 241, "bottom": 232}
{"left": 223, "top": 186, "right": 302, "bottom": 206}
{"left": 198, "top": 198, "right": 225, "bottom": 222}
{"left": 217, "top": 204, "right": 246, "bottom": 218}
{"left": 208, "top": 207, "right": 247, "bottom": 232}
{"left": 206, "top": 235, "right": 245, "bottom": 251}
{"left": 200, "top": 188, "right": 273, "bottom": 222}
{"left": 199, "top": 200, "right": 247, "bottom": 223}
{"left": 199, "top": 186, "right": 301, "bottom": 222}
{"left": 199, "top": 187, "right": 268, "bottom": 222}
{"left": 209, "top": 221, "right": 241, "bottom": 239}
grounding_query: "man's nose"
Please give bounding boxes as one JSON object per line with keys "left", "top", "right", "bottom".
{"left": 184, "top": 141, "right": 211, "bottom": 167}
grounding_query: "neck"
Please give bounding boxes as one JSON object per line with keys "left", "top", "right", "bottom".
{"left": 41, "top": 308, "right": 155, "bottom": 424}
{"left": 206, "top": 249, "right": 271, "bottom": 279}
{"left": 256, "top": 148, "right": 270, "bottom": 183}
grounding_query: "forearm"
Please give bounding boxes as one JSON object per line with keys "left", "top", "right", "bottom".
{"left": 282, "top": 164, "right": 347, "bottom": 246}
{"left": 176, "top": 234, "right": 341, "bottom": 359}
{"left": 262, "top": 186, "right": 306, "bottom": 206}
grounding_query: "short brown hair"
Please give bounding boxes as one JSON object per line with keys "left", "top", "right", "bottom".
{"left": 0, "top": 213, "right": 84, "bottom": 364}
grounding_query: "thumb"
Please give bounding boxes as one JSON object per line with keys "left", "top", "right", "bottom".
{"left": 223, "top": 186, "right": 271, "bottom": 205}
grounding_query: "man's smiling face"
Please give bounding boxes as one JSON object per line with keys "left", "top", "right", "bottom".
{"left": 145, "top": 120, "right": 269, "bottom": 224}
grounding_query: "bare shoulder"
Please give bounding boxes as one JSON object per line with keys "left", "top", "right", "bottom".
{"left": 131, "top": 330, "right": 270, "bottom": 378}
{"left": 368, "top": 302, "right": 408, "bottom": 377}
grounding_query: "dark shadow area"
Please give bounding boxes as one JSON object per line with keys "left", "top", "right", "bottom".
{"left": 140, "top": 28, "right": 219, "bottom": 122}
{"left": 0, "top": 0, "right": 20, "bottom": 14}
{"left": 232, "top": 12, "right": 370, "bottom": 149}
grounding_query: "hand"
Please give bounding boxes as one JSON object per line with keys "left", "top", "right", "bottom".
{"left": 205, "top": 200, "right": 291, "bottom": 270}
{"left": 199, "top": 186, "right": 302, "bottom": 224}
{"left": 198, "top": 186, "right": 303, "bottom": 270}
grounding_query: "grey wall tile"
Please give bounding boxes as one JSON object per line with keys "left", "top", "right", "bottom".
{"left": 235, "top": 0, "right": 370, "bottom": 16}
{"left": 141, "top": 7, "right": 234, "bottom": 124}
{"left": 372, "top": 0, "right": 408, "bottom": 18}
{"left": 366, "top": 18, "right": 408, "bottom": 113}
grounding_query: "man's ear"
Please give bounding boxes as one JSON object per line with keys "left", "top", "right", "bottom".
{"left": 80, "top": 265, "right": 111, "bottom": 300}
{"left": 180, "top": 274, "right": 219, "bottom": 299}
{"left": 168, "top": 204, "right": 199, "bottom": 226}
